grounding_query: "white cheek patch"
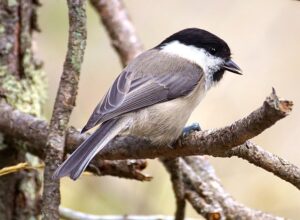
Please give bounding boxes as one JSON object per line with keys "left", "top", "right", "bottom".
{"left": 160, "top": 40, "right": 224, "bottom": 90}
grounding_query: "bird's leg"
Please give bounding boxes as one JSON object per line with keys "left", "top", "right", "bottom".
{"left": 182, "top": 122, "right": 201, "bottom": 137}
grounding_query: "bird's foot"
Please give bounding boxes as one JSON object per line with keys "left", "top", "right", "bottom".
{"left": 182, "top": 122, "right": 201, "bottom": 137}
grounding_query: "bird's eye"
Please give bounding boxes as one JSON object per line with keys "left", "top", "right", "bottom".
{"left": 209, "top": 47, "right": 217, "bottom": 55}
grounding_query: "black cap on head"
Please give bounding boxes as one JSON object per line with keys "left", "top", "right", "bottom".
{"left": 157, "top": 28, "right": 231, "bottom": 59}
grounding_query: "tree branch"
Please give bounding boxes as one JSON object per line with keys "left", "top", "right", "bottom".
{"left": 84, "top": 89, "right": 293, "bottom": 160}
{"left": 90, "top": 0, "right": 143, "bottom": 66}
{"left": 0, "top": 1, "right": 44, "bottom": 219}
{"left": 183, "top": 156, "right": 284, "bottom": 220}
{"left": 59, "top": 207, "right": 197, "bottom": 220}
{"left": 219, "top": 141, "right": 300, "bottom": 190}
{"left": 41, "top": 1, "right": 87, "bottom": 219}
{"left": 86, "top": 158, "right": 151, "bottom": 181}
{"left": 161, "top": 158, "right": 186, "bottom": 220}
{"left": 182, "top": 159, "right": 223, "bottom": 218}
{"left": 0, "top": 102, "right": 150, "bottom": 181}
{"left": 0, "top": 89, "right": 297, "bottom": 186}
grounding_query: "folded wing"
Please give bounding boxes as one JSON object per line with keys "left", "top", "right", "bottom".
{"left": 82, "top": 67, "right": 202, "bottom": 133}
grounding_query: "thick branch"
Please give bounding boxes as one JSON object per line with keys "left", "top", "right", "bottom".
{"left": 42, "top": 1, "right": 87, "bottom": 219}
{"left": 87, "top": 89, "right": 293, "bottom": 160}
{"left": 90, "top": 0, "right": 143, "bottom": 66}
{"left": 0, "top": 103, "right": 150, "bottom": 181}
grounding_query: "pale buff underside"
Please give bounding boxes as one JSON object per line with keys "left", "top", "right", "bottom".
{"left": 124, "top": 77, "right": 207, "bottom": 145}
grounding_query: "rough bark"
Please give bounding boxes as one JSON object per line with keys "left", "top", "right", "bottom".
{"left": 0, "top": 103, "right": 151, "bottom": 181}
{"left": 41, "top": 0, "right": 87, "bottom": 219}
{"left": 0, "top": 1, "right": 45, "bottom": 219}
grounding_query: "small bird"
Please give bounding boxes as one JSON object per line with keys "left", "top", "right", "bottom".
{"left": 53, "top": 28, "right": 242, "bottom": 180}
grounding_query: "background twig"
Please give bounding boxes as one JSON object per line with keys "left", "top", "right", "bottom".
{"left": 59, "top": 207, "right": 197, "bottom": 220}
{"left": 90, "top": 0, "right": 143, "bottom": 66}
{"left": 183, "top": 156, "right": 284, "bottom": 220}
{"left": 161, "top": 158, "right": 186, "bottom": 220}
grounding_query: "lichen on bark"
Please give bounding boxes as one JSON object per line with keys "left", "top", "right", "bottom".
{"left": 0, "top": 0, "right": 46, "bottom": 219}
{"left": 0, "top": 60, "right": 46, "bottom": 116}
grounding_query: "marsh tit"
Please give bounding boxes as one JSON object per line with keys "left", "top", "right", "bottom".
{"left": 53, "top": 28, "right": 242, "bottom": 180}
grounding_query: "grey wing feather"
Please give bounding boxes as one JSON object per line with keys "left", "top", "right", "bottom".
{"left": 81, "top": 71, "right": 133, "bottom": 133}
{"left": 100, "top": 72, "right": 202, "bottom": 121}
{"left": 82, "top": 68, "right": 202, "bottom": 133}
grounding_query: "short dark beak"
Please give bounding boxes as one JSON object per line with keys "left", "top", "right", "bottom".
{"left": 223, "top": 59, "right": 242, "bottom": 75}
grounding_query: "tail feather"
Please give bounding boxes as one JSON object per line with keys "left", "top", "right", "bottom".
{"left": 53, "top": 119, "right": 121, "bottom": 180}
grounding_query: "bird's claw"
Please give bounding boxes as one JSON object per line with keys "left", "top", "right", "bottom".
{"left": 182, "top": 123, "right": 201, "bottom": 137}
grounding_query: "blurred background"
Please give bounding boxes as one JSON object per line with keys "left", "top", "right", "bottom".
{"left": 36, "top": 0, "right": 300, "bottom": 218}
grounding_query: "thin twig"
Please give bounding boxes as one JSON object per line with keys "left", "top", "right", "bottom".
{"left": 161, "top": 158, "right": 186, "bottom": 220}
{"left": 87, "top": 158, "right": 152, "bottom": 181}
{"left": 220, "top": 141, "right": 300, "bottom": 190}
{"left": 59, "top": 207, "right": 197, "bottom": 220}
{"left": 90, "top": 0, "right": 143, "bottom": 66}
{"left": 185, "top": 190, "right": 222, "bottom": 220}
{"left": 41, "top": 1, "right": 87, "bottom": 219}
{"left": 181, "top": 158, "right": 223, "bottom": 218}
